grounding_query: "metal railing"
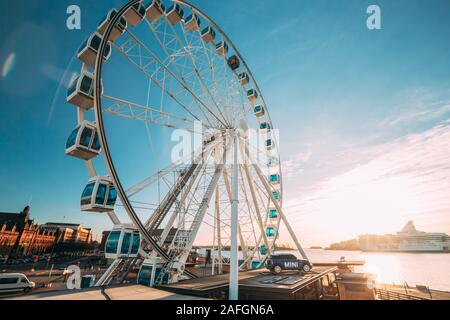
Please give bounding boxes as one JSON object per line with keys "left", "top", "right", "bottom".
{"left": 374, "top": 288, "right": 428, "bottom": 300}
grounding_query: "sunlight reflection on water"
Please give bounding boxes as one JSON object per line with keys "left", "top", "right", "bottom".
{"left": 302, "top": 249, "right": 450, "bottom": 291}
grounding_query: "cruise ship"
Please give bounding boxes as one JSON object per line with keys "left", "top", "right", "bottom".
{"left": 358, "top": 221, "right": 450, "bottom": 252}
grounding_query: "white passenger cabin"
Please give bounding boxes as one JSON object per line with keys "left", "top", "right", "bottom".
{"left": 65, "top": 121, "right": 101, "bottom": 160}
{"left": 269, "top": 208, "right": 279, "bottom": 220}
{"left": 268, "top": 157, "right": 279, "bottom": 167}
{"left": 165, "top": 4, "right": 184, "bottom": 25}
{"left": 104, "top": 224, "right": 141, "bottom": 259}
{"left": 254, "top": 105, "right": 265, "bottom": 117}
{"left": 201, "top": 26, "right": 216, "bottom": 43}
{"left": 228, "top": 55, "right": 240, "bottom": 71}
{"left": 216, "top": 41, "right": 229, "bottom": 56}
{"left": 239, "top": 72, "right": 250, "bottom": 86}
{"left": 269, "top": 174, "right": 281, "bottom": 185}
{"left": 184, "top": 13, "right": 201, "bottom": 32}
{"left": 146, "top": 0, "right": 165, "bottom": 22}
{"left": 67, "top": 72, "right": 97, "bottom": 110}
{"left": 77, "top": 32, "right": 112, "bottom": 68}
{"left": 247, "top": 89, "right": 259, "bottom": 102}
{"left": 81, "top": 176, "right": 117, "bottom": 212}
{"left": 124, "top": 1, "right": 146, "bottom": 27}
{"left": 266, "top": 227, "right": 277, "bottom": 238}
{"left": 260, "top": 122, "right": 271, "bottom": 133}
{"left": 97, "top": 9, "right": 127, "bottom": 42}
{"left": 266, "top": 139, "right": 275, "bottom": 151}
{"left": 138, "top": 257, "right": 169, "bottom": 286}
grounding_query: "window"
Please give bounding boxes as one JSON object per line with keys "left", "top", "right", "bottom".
{"left": 119, "top": 17, "right": 127, "bottom": 29}
{"left": 80, "top": 76, "right": 93, "bottom": 96}
{"left": 121, "top": 232, "right": 131, "bottom": 255}
{"left": 67, "top": 77, "right": 79, "bottom": 97}
{"left": 80, "top": 127, "right": 93, "bottom": 148}
{"left": 0, "top": 278, "right": 19, "bottom": 284}
{"left": 21, "top": 278, "right": 29, "bottom": 284}
{"left": 106, "top": 186, "right": 117, "bottom": 206}
{"left": 82, "top": 183, "right": 96, "bottom": 198}
{"left": 104, "top": 43, "right": 112, "bottom": 59}
{"left": 131, "top": 233, "right": 141, "bottom": 254}
{"left": 92, "top": 132, "right": 101, "bottom": 151}
{"left": 95, "top": 183, "right": 107, "bottom": 205}
{"left": 91, "top": 35, "right": 101, "bottom": 51}
{"left": 105, "top": 231, "right": 120, "bottom": 254}
{"left": 66, "top": 127, "right": 80, "bottom": 149}
{"left": 78, "top": 39, "right": 88, "bottom": 54}
{"left": 138, "top": 266, "right": 152, "bottom": 286}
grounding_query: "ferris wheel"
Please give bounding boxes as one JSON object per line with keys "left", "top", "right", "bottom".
{"left": 65, "top": 0, "right": 308, "bottom": 286}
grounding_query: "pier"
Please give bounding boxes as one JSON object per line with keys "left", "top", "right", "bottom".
{"left": 161, "top": 266, "right": 338, "bottom": 300}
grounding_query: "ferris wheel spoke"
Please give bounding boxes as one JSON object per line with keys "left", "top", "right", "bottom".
{"left": 126, "top": 28, "right": 228, "bottom": 128}
{"left": 111, "top": 41, "right": 205, "bottom": 125}
{"left": 141, "top": 18, "right": 221, "bottom": 128}
{"left": 102, "top": 94, "right": 203, "bottom": 133}
{"left": 125, "top": 135, "right": 223, "bottom": 198}
{"left": 197, "top": 36, "right": 245, "bottom": 125}
{"left": 153, "top": 17, "right": 230, "bottom": 125}
{"left": 179, "top": 23, "right": 233, "bottom": 126}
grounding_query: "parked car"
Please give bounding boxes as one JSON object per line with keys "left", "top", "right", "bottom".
{"left": 0, "top": 273, "right": 35, "bottom": 294}
{"left": 266, "top": 254, "right": 312, "bottom": 274}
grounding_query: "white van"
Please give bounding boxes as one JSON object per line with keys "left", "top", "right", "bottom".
{"left": 0, "top": 273, "right": 35, "bottom": 294}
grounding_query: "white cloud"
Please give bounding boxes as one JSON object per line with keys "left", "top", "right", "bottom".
{"left": 282, "top": 150, "right": 312, "bottom": 179}
{"left": 280, "top": 120, "right": 450, "bottom": 247}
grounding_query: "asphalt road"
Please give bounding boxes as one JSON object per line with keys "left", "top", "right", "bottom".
{"left": 0, "top": 256, "right": 109, "bottom": 299}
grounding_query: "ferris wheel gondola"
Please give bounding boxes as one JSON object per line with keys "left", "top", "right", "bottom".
{"left": 65, "top": 0, "right": 308, "bottom": 288}
{"left": 65, "top": 121, "right": 101, "bottom": 160}
{"left": 105, "top": 224, "right": 141, "bottom": 259}
{"left": 77, "top": 33, "right": 112, "bottom": 68}
{"left": 97, "top": 9, "right": 127, "bottom": 42}
{"left": 184, "top": 13, "right": 200, "bottom": 31}
{"left": 80, "top": 176, "right": 117, "bottom": 212}
{"left": 123, "top": 1, "right": 146, "bottom": 27}
{"left": 165, "top": 3, "right": 184, "bottom": 25}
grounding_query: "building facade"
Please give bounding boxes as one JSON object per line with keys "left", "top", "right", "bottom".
{"left": 0, "top": 207, "right": 57, "bottom": 257}
{"left": 0, "top": 207, "right": 94, "bottom": 258}
{"left": 40, "top": 223, "right": 93, "bottom": 244}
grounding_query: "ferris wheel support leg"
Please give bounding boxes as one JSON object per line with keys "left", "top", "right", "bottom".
{"left": 222, "top": 169, "right": 250, "bottom": 264}
{"left": 158, "top": 162, "right": 205, "bottom": 246}
{"left": 240, "top": 160, "right": 272, "bottom": 256}
{"left": 229, "top": 132, "right": 240, "bottom": 301}
{"left": 215, "top": 187, "right": 223, "bottom": 275}
{"left": 176, "top": 139, "right": 230, "bottom": 270}
{"left": 252, "top": 164, "right": 309, "bottom": 260}
{"left": 241, "top": 142, "right": 309, "bottom": 261}
{"left": 95, "top": 258, "right": 122, "bottom": 287}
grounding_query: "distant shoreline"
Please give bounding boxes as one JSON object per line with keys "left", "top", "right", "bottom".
{"left": 324, "top": 248, "right": 450, "bottom": 254}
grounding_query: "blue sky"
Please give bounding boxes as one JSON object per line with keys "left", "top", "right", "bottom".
{"left": 1, "top": 0, "right": 450, "bottom": 245}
